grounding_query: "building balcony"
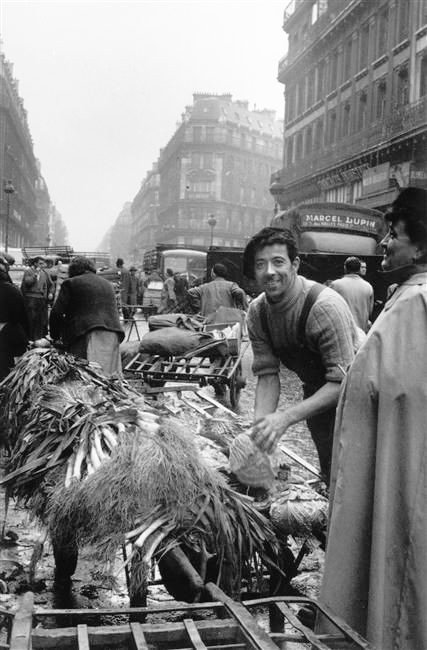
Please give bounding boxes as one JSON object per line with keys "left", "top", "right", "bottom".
{"left": 384, "top": 96, "right": 427, "bottom": 139}
{"left": 281, "top": 123, "right": 386, "bottom": 186}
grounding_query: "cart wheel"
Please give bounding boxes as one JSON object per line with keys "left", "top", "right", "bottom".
{"left": 229, "top": 363, "right": 245, "bottom": 409}
{"left": 213, "top": 381, "right": 227, "bottom": 397}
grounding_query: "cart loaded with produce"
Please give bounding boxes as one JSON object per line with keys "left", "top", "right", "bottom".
{"left": 0, "top": 344, "right": 329, "bottom": 608}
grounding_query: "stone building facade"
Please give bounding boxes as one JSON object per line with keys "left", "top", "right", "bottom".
{"left": 130, "top": 164, "right": 160, "bottom": 260}
{"left": 272, "top": 0, "right": 427, "bottom": 210}
{"left": 131, "top": 93, "right": 282, "bottom": 257}
{"left": 0, "top": 54, "right": 42, "bottom": 249}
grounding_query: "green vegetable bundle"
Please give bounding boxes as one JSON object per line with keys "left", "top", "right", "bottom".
{"left": 0, "top": 348, "right": 281, "bottom": 596}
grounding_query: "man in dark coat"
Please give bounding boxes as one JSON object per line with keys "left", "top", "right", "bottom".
{"left": 0, "top": 258, "right": 29, "bottom": 379}
{"left": 49, "top": 256, "right": 124, "bottom": 376}
{"left": 21, "top": 256, "right": 54, "bottom": 340}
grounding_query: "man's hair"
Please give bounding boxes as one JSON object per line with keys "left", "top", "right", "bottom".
{"left": 212, "top": 263, "right": 227, "bottom": 278}
{"left": 385, "top": 187, "right": 427, "bottom": 255}
{"left": 69, "top": 256, "right": 96, "bottom": 277}
{"left": 166, "top": 268, "right": 174, "bottom": 276}
{"left": 116, "top": 258, "right": 124, "bottom": 267}
{"left": 243, "top": 227, "right": 298, "bottom": 279}
{"left": 344, "top": 256, "right": 361, "bottom": 273}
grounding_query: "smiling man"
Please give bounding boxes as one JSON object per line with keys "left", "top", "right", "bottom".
{"left": 243, "top": 227, "right": 362, "bottom": 482}
{"left": 319, "top": 187, "right": 427, "bottom": 649}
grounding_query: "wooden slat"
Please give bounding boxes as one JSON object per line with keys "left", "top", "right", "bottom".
{"left": 76, "top": 624, "right": 90, "bottom": 650}
{"left": 9, "top": 592, "right": 33, "bottom": 650}
{"left": 205, "top": 583, "right": 278, "bottom": 650}
{"left": 130, "top": 622, "right": 149, "bottom": 650}
{"left": 183, "top": 619, "right": 208, "bottom": 650}
{"left": 274, "top": 602, "right": 330, "bottom": 650}
{"left": 32, "top": 620, "right": 239, "bottom": 648}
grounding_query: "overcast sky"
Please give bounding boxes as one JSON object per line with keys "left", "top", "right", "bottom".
{"left": 1, "top": 0, "right": 287, "bottom": 250}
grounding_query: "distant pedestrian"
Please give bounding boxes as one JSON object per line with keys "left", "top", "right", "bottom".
{"left": 115, "top": 258, "right": 130, "bottom": 316}
{"left": 0, "top": 256, "right": 29, "bottom": 379}
{"left": 159, "top": 268, "right": 177, "bottom": 313}
{"left": 187, "top": 263, "right": 247, "bottom": 317}
{"left": 330, "top": 256, "right": 373, "bottom": 332}
{"left": 21, "top": 256, "right": 54, "bottom": 340}
{"left": 49, "top": 256, "right": 124, "bottom": 376}
{"left": 122, "top": 265, "right": 141, "bottom": 319}
{"left": 359, "top": 260, "right": 367, "bottom": 277}
{"left": 174, "top": 272, "right": 189, "bottom": 312}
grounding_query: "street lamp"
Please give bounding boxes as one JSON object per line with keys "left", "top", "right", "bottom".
{"left": 3, "top": 180, "right": 16, "bottom": 253}
{"left": 207, "top": 214, "right": 217, "bottom": 247}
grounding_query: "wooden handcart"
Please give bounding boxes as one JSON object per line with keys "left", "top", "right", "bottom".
{"left": 4, "top": 584, "right": 374, "bottom": 649}
{"left": 124, "top": 327, "right": 249, "bottom": 409}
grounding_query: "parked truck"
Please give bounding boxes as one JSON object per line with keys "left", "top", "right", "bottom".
{"left": 143, "top": 244, "right": 208, "bottom": 284}
{"left": 207, "top": 202, "right": 389, "bottom": 317}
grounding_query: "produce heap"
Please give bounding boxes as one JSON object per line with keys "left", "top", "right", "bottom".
{"left": 0, "top": 348, "right": 281, "bottom": 598}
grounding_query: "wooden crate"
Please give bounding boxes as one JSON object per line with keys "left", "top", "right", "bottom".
{"left": 7, "top": 585, "right": 374, "bottom": 650}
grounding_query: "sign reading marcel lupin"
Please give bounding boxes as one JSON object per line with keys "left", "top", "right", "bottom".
{"left": 301, "top": 211, "right": 378, "bottom": 233}
{"left": 271, "top": 202, "right": 385, "bottom": 241}
{"left": 298, "top": 203, "right": 382, "bottom": 236}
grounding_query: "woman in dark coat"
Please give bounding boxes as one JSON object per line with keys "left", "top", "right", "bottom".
{"left": 0, "top": 259, "right": 30, "bottom": 379}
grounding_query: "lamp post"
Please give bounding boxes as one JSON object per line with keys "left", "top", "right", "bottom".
{"left": 3, "top": 180, "right": 16, "bottom": 253}
{"left": 207, "top": 214, "right": 217, "bottom": 248}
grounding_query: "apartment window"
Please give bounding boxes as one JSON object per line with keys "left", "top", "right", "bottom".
{"left": 295, "top": 132, "right": 303, "bottom": 161}
{"left": 328, "top": 110, "right": 337, "bottom": 144}
{"left": 329, "top": 49, "right": 338, "bottom": 92}
{"left": 317, "top": 60, "right": 325, "bottom": 101}
{"left": 193, "top": 126, "right": 202, "bottom": 142}
{"left": 359, "top": 22, "right": 369, "bottom": 70}
{"left": 394, "top": 66, "right": 409, "bottom": 106}
{"left": 395, "top": 0, "right": 409, "bottom": 43}
{"left": 203, "top": 153, "right": 214, "bottom": 169}
{"left": 336, "top": 185, "right": 347, "bottom": 203}
{"left": 315, "top": 119, "right": 324, "bottom": 148}
{"left": 357, "top": 91, "right": 368, "bottom": 131}
{"left": 205, "top": 126, "right": 215, "bottom": 143}
{"left": 377, "top": 7, "right": 389, "bottom": 57}
{"left": 191, "top": 152, "right": 201, "bottom": 168}
{"left": 307, "top": 69, "right": 315, "bottom": 107}
{"left": 376, "top": 79, "right": 387, "bottom": 119}
{"left": 305, "top": 125, "right": 313, "bottom": 155}
{"left": 344, "top": 37, "right": 353, "bottom": 81}
{"left": 286, "top": 85, "right": 296, "bottom": 121}
{"left": 420, "top": 55, "right": 427, "bottom": 97}
{"left": 188, "top": 181, "right": 213, "bottom": 197}
{"left": 418, "top": 0, "right": 427, "bottom": 29}
{"left": 297, "top": 80, "right": 305, "bottom": 113}
{"left": 351, "top": 180, "right": 363, "bottom": 202}
{"left": 342, "top": 102, "right": 351, "bottom": 137}
{"left": 286, "top": 137, "right": 294, "bottom": 165}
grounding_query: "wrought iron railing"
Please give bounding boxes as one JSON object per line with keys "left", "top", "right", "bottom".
{"left": 384, "top": 96, "right": 427, "bottom": 137}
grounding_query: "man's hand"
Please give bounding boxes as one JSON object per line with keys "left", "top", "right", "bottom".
{"left": 251, "top": 411, "right": 292, "bottom": 455}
